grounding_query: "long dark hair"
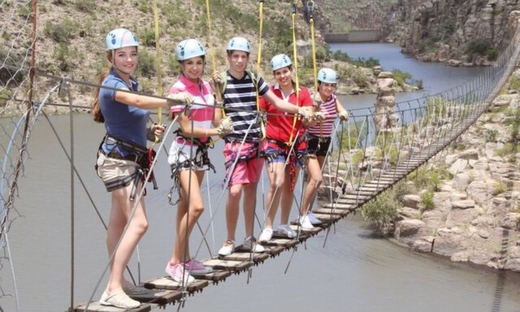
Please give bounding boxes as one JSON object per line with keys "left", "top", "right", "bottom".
{"left": 91, "top": 51, "right": 112, "bottom": 123}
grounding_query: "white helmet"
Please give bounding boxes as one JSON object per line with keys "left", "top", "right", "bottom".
{"left": 227, "top": 37, "right": 250, "bottom": 53}
{"left": 106, "top": 28, "right": 139, "bottom": 51}
{"left": 176, "top": 39, "right": 206, "bottom": 61}
{"left": 317, "top": 68, "right": 338, "bottom": 84}
{"left": 270, "top": 54, "right": 292, "bottom": 71}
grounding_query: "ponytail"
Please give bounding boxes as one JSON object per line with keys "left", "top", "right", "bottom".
{"left": 92, "top": 52, "right": 112, "bottom": 123}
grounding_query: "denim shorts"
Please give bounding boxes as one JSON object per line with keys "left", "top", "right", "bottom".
{"left": 263, "top": 147, "right": 305, "bottom": 166}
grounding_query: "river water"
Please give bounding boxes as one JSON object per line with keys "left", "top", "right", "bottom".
{"left": 2, "top": 43, "right": 520, "bottom": 312}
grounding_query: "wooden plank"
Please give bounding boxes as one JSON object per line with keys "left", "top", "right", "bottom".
{"left": 261, "top": 237, "right": 299, "bottom": 248}
{"left": 143, "top": 277, "right": 208, "bottom": 293}
{"left": 341, "top": 194, "right": 371, "bottom": 200}
{"left": 335, "top": 197, "right": 364, "bottom": 203}
{"left": 219, "top": 251, "right": 269, "bottom": 262}
{"left": 263, "top": 245, "right": 285, "bottom": 256}
{"left": 190, "top": 269, "right": 231, "bottom": 283}
{"left": 73, "top": 302, "right": 152, "bottom": 312}
{"left": 130, "top": 288, "right": 182, "bottom": 305}
{"left": 202, "top": 259, "right": 250, "bottom": 271}
{"left": 312, "top": 212, "right": 343, "bottom": 222}
{"left": 321, "top": 202, "right": 354, "bottom": 210}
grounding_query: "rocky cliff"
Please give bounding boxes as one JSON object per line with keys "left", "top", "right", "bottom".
{"left": 387, "top": 0, "right": 520, "bottom": 66}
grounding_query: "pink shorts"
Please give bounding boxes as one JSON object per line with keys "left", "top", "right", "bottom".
{"left": 224, "top": 141, "right": 266, "bottom": 186}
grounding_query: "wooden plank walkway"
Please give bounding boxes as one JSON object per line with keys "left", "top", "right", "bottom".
{"left": 70, "top": 68, "right": 512, "bottom": 311}
{"left": 70, "top": 113, "right": 495, "bottom": 312}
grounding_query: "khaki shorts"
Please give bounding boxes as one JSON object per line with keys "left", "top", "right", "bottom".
{"left": 96, "top": 152, "right": 139, "bottom": 192}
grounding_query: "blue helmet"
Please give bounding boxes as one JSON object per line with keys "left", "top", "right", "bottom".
{"left": 270, "top": 54, "right": 292, "bottom": 71}
{"left": 317, "top": 68, "right": 338, "bottom": 84}
{"left": 176, "top": 39, "right": 206, "bottom": 61}
{"left": 227, "top": 37, "right": 250, "bottom": 53}
{"left": 106, "top": 28, "right": 139, "bottom": 51}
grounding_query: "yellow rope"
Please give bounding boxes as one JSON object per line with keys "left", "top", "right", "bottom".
{"left": 287, "top": 2, "right": 300, "bottom": 147}
{"left": 309, "top": 7, "right": 318, "bottom": 92}
{"left": 205, "top": 0, "right": 225, "bottom": 120}
{"left": 152, "top": 0, "right": 162, "bottom": 144}
{"left": 307, "top": 0, "right": 322, "bottom": 137}
{"left": 257, "top": 0, "right": 266, "bottom": 140}
{"left": 203, "top": 0, "right": 223, "bottom": 145}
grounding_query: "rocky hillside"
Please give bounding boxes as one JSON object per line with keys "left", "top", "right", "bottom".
{"left": 387, "top": 0, "right": 520, "bottom": 66}
{"left": 2, "top": 0, "right": 322, "bottom": 106}
{"left": 317, "top": 0, "right": 398, "bottom": 33}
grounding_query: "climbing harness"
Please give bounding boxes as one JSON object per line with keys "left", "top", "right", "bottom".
{"left": 96, "top": 135, "right": 158, "bottom": 201}
{"left": 168, "top": 133, "right": 216, "bottom": 205}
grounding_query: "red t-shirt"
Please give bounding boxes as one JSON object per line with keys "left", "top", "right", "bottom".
{"left": 259, "top": 85, "right": 313, "bottom": 149}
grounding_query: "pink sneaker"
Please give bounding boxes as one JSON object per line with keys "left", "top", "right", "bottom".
{"left": 165, "top": 263, "right": 195, "bottom": 284}
{"left": 184, "top": 259, "right": 212, "bottom": 273}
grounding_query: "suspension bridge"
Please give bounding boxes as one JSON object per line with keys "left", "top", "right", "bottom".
{"left": 1, "top": 1, "right": 520, "bottom": 312}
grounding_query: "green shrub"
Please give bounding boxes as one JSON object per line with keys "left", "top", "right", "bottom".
{"left": 74, "top": 0, "right": 95, "bottom": 13}
{"left": 53, "top": 43, "right": 73, "bottom": 71}
{"left": 17, "top": 3, "right": 32, "bottom": 18}
{"left": 139, "top": 28, "right": 156, "bottom": 47}
{"left": 484, "top": 129, "right": 498, "bottom": 142}
{"left": 44, "top": 18, "right": 78, "bottom": 44}
{"left": 421, "top": 191, "right": 435, "bottom": 210}
{"left": 360, "top": 181, "right": 411, "bottom": 231}
{"left": 360, "top": 191, "right": 399, "bottom": 231}
{"left": 392, "top": 69, "right": 412, "bottom": 88}
{"left": 136, "top": 49, "right": 155, "bottom": 78}
{"left": 507, "top": 75, "right": 520, "bottom": 91}
{"left": 350, "top": 57, "right": 380, "bottom": 68}
{"left": 496, "top": 143, "right": 520, "bottom": 157}
{"left": 0, "top": 47, "right": 25, "bottom": 86}
{"left": 465, "top": 38, "right": 497, "bottom": 61}
{"left": 0, "top": 89, "right": 13, "bottom": 106}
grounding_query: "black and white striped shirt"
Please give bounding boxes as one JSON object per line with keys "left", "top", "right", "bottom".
{"left": 222, "top": 70, "right": 269, "bottom": 142}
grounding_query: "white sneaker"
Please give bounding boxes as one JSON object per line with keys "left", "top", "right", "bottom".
{"left": 243, "top": 236, "right": 265, "bottom": 253}
{"left": 218, "top": 240, "right": 235, "bottom": 256}
{"left": 307, "top": 211, "right": 322, "bottom": 225}
{"left": 165, "top": 263, "right": 195, "bottom": 285}
{"left": 278, "top": 224, "right": 296, "bottom": 238}
{"left": 100, "top": 290, "right": 140, "bottom": 309}
{"left": 259, "top": 228, "right": 273, "bottom": 243}
{"left": 299, "top": 216, "right": 314, "bottom": 230}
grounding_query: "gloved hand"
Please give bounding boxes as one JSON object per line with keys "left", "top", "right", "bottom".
{"left": 147, "top": 123, "right": 166, "bottom": 142}
{"left": 312, "top": 92, "right": 323, "bottom": 106}
{"left": 216, "top": 116, "right": 234, "bottom": 138}
{"left": 167, "top": 92, "right": 194, "bottom": 107}
{"left": 297, "top": 107, "right": 311, "bottom": 120}
{"left": 338, "top": 110, "right": 349, "bottom": 121}
{"left": 212, "top": 71, "right": 224, "bottom": 91}
{"left": 313, "top": 111, "right": 325, "bottom": 121}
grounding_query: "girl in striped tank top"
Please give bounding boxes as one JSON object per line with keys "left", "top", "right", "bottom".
{"left": 300, "top": 68, "right": 349, "bottom": 229}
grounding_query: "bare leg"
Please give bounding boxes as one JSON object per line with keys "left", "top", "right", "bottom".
{"left": 106, "top": 182, "right": 148, "bottom": 294}
{"left": 170, "top": 170, "right": 205, "bottom": 265}
{"left": 264, "top": 161, "right": 285, "bottom": 229}
{"left": 301, "top": 156, "right": 323, "bottom": 216}
{"left": 225, "top": 183, "right": 243, "bottom": 241}
{"left": 280, "top": 166, "right": 299, "bottom": 224}
{"left": 243, "top": 183, "right": 258, "bottom": 238}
